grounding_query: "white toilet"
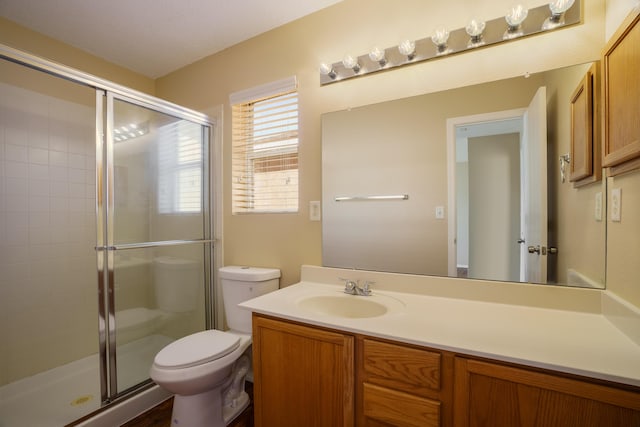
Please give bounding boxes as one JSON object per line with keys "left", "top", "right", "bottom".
{"left": 149, "top": 266, "right": 280, "bottom": 427}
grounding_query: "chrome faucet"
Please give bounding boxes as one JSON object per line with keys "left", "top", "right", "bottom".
{"left": 339, "top": 278, "right": 373, "bottom": 296}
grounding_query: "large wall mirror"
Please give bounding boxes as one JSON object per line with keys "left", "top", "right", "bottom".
{"left": 322, "top": 61, "right": 607, "bottom": 288}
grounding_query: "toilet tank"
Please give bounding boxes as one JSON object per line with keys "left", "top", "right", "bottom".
{"left": 153, "top": 257, "right": 199, "bottom": 312}
{"left": 219, "top": 266, "right": 280, "bottom": 333}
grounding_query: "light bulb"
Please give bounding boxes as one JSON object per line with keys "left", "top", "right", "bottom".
{"left": 504, "top": 4, "right": 528, "bottom": 39}
{"left": 549, "top": 0, "right": 575, "bottom": 15}
{"left": 368, "top": 47, "right": 387, "bottom": 66}
{"left": 342, "top": 54, "right": 361, "bottom": 73}
{"left": 465, "top": 18, "right": 486, "bottom": 38}
{"left": 466, "top": 18, "right": 486, "bottom": 47}
{"left": 319, "top": 62, "right": 336, "bottom": 79}
{"left": 506, "top": 4, "right": 528, "bottom": 28}
{"left": 431, "top": 28, "right": 450, "bottom": 47}
{"left": 398, "top": 39, "right": 416, "bottom": 60}
{"left": 543, "top": 0, "right": 575, "bottom": 29}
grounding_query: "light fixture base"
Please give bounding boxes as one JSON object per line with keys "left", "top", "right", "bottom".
{"left": 320, "top": 1, "right": 580, "bottom": 85}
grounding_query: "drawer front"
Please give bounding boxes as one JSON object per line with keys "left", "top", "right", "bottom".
{"left": 363, "top": 339, "right": 441, "bottom": 392}
{"left": 363, "top": 382, "right": 440, "bottom": 427}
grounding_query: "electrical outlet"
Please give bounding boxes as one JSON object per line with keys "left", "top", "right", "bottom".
{"left": 594, "top": 192, "right": 602, "bottom": 221}
{"left": 611, "top": 188, "right": 621, "bottom": 222}
{"left": 309, "top": 201, "right": 321, "bottom": 221}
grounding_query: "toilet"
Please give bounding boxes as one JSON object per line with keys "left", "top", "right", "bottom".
{"left": 149, "top": 266, "right": 280, "bottom": 427}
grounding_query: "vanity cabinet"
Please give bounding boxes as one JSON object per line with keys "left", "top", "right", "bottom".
{"left": 252, "top": 314, "right": 640, "bottom": 427}
{"left": 453, "top": 358, "right": 640, "bottom": 427}
{"left": 251, "top": 314, "right": 354, "bottom": 427}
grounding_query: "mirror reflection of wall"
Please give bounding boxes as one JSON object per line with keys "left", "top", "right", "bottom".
{"left": 322, "top": 62, "right": 606, "bottom": 288}
{"left": 456, "top": 127, "right": 522, "bottom": 282}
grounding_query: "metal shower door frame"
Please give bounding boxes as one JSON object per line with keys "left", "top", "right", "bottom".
{"left": 0, "top": 42, "right": 218, "bottom": 405}
{"left": 97, "top": 91, "right": 215, "bottom": 401}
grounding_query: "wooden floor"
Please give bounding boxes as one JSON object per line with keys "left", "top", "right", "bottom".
{"left": 122, "top": 383, "right": 253, "bottom": 427}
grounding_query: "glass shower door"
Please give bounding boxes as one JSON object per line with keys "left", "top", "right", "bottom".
{"left": 101, "top": 94, "right": 212, "bottom": 396}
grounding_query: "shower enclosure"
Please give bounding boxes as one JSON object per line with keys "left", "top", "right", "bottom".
{"left": 0, "top": 46, "right": 217, "bottom": 426}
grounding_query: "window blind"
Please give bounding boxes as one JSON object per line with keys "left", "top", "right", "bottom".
{"left": 157, "top": 120, "right": 203, "bottom": 214}
{"left": 231, "top": 81, "right": 299, "bottom": 214}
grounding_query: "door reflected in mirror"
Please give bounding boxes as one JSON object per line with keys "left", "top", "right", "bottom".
{"left": 451, "top": 87, "right": 548, "bottom": 284}
{"left": 322, "top": 62, "right": 606, "bottom": 288}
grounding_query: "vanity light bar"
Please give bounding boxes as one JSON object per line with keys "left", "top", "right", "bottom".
{"left": 319, "top": 1, "right": 580, "bottom": 85}
{"left": 335, "top": 194, "right": 409, "bottom": 202}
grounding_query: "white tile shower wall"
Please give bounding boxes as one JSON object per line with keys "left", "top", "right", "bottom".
{"left": 0, "top": 82, "right": 98, "bottom": 386}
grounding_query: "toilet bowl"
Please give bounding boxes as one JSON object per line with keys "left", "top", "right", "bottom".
{"left": 149, "top": 266, "right": 280, "bottom": 427}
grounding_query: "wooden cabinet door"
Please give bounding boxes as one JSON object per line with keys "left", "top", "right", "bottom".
{"left": 603, "top": 8, "right": 640, "bottom": 175}
{"left": 569, "top": 62, "right": 601, "bottom": 187}
{"left": 252, "top": 315, "right": 354, "bottom": 427}
{"left": 454, "top": 358, "right": 640, "bottom": 427}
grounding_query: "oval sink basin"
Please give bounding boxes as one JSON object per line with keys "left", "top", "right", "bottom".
{"left": 296, "top": 295, "right": 389, "bottom": 318}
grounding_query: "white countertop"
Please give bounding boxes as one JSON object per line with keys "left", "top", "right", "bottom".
{"left": 240, "top": 268, "right": 640, "bottom": 388}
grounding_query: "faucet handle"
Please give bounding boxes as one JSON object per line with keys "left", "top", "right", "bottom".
{"left": 361, "top": 280, "right": 374, "bottom": 295}
{"left": 339, "top": 277, "right": 357, "bottom": 293}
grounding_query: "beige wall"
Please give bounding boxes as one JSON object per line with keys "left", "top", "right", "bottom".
{"left": 602, "top": 1, "right": 640, "bottom": 306}
{"left": 155, "top": 0, "right": 605, "bottom": 286}
{"left": 606, "top": 0, "right": 640, "bottom": 39}
{"left": 602, "top": 2, "right": 640, "bottom": 308}
{"left": 546, "top": 63, "right": 607, "bottom": 286}
{"left": 0, "top": 17, "right": 155, "bottom": 94}
{"left": 607, "top": 170, "right": 640, "bottom": 306}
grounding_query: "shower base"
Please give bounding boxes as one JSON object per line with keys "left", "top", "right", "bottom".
{"left": 0, "top": 334, "right": 172, "bottom": 427}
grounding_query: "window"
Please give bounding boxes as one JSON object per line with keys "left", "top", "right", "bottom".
{"left": 231, "top": 77, "right": 299, "bottom": 213}
{"left": 157, "top": 120, "right": 203, "bottom": 214}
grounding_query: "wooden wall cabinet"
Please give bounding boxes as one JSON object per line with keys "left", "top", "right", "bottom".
{"left": 252, "top": 315, "right": 640, "bottom": 427}
{"left": 569, "top": 62, "right": 601, "bottom": 187}
{"left": 603, "top": 8, "right": 640, "bottom": 176}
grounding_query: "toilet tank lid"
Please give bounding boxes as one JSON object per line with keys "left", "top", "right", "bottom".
{"left": 219, "top": 266, "right": 281, "bottom": 281}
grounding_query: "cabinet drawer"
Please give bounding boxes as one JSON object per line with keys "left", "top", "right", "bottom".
{"left": 363, "top": 382, "right": 440, "bottom": 427}
{"left": 363, "top": 339, "right": 441, "bottom": 393}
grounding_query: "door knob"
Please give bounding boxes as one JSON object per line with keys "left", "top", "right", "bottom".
{"left": 528, "top": 245, "right": 541, "bottom": 254}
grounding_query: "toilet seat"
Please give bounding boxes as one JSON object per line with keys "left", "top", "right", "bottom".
{"left": 153, "top": 330, "right": 240, "bottom": 369}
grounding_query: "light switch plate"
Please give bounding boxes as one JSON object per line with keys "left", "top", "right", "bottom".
{"left": 435, "top": 206, "right": 445, "bottom": 219}
{"left": 594, "top": 192, "right": 602, "bottom": 221}
{"left": 611, "top": 188, "right": 621, "bottom": 222}
{"left": 309, "top": 200, "right": 321, "bottom": 221}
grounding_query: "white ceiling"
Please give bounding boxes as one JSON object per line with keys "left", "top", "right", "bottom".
{"left": 0, "top": 0, "right": 342, "bottom": 78}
